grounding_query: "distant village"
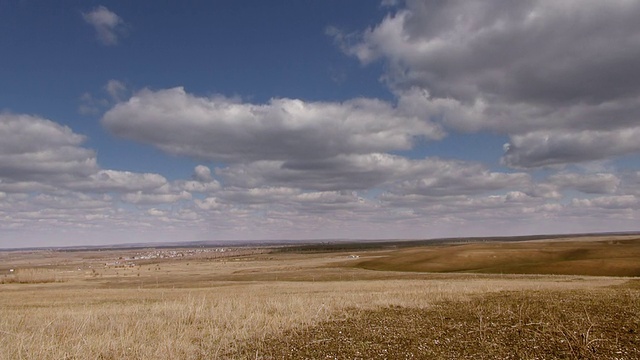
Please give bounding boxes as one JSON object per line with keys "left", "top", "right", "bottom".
{"left": 103, "top": 247, "right": 263, "bottom": 267}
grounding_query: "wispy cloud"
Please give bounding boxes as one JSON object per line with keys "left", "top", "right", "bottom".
{"left": 82, "top": 6, "right": 126, "bottom": 46}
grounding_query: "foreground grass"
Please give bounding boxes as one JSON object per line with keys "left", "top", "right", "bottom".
{"left": 244, "top": 283, "right": 640, "bottom": 359}
{"left": 0, "top": 276, "right": 622, "bottom": 360}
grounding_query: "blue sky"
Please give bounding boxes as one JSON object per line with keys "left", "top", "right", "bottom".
{"left": 1, "top": 0, "right": 640, "bottom": 247}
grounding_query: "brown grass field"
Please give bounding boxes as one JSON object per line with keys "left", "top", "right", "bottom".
{"left": 1, "top": 234, "right": 639, "bottom": 359}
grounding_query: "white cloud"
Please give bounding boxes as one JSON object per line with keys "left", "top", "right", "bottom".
{"left": 215, "top": 154, "right": 404, "bottom": 191}
{"left": 502, "top": 128, "right": 640, "bottom": 168}
{"left": 121, "top": 190, "right": 192, "bottom": 205}
{"left": 31, "top": 192, "right": 113, "bottom": 210}
{"left": 178, "top": 180, "right": 220, "bottom": 194}
{"left": 0, "top": 113, "right": 98, "bottom": 183}
{"left": 102, "top": 87, "right": 444, "bottom": 163}
{"left": 82, "top": 6, "right": 126, "bottom": 46}
{"left": 547, "top": 173, "right": 620, "bottom": 195}
{"left": 194, "top": 197, "right": 225, "bottom": 211}
{"left": 147, "top": 208, "right": 167, "bottom": 217}
{"left": 348, "top": 1, "right": 640, "bottom": 103}
{"left": 0, "top": 113, "right": 176, "bottom": 197}
{"left": 338, "top": 0, "right": 640, "bottom": 167}
{"left": 7, "top": 1, "right": 640, "bottom": 246}
{"left": 193, "top": 165, "right": 213, "bottom": 182}
{"left": 104, "top": 80, "right": 128, "bottom": 101}
{"left": 69, "top": 170, "right": 168, "bottom": 192}
{"left": 218, "top": 186, "right": 301, "bottom": 205}
{"left": 216, "top": 153, "right": 530, "bottom": 196}
{"left": 170, "top": 165, "right": 221, "bottom": 193}
{"left": 387, "top": 158, "right": 530, "bottom": 197}
{"left": 571, "top": 195, "right": 639, "bottom": 210}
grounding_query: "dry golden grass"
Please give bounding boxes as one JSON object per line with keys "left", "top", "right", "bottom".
{"left": 0, "top": 235, "right": 638, "bottom": 359}
{"left": 0, "top": 277, "right": 623, "bottom": 360}
{"left": 353, "top": 237, "right": 640, "bottom": 276}
{"left": 0, "top": 268, "right": 62, "bottom": 284}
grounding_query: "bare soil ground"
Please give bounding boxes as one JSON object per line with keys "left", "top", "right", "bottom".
{"left": 241, "top": 283, "right": 640, "bottom": 359}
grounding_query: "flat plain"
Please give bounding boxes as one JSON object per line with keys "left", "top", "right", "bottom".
{"left": 1, "top": 234, "right": 639, "bottom": 359}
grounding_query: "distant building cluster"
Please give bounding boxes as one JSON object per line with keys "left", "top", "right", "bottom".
{"left": 132, "top": 248, "right": 227, "bottom": 260}
{"left": 104, "top": 248, "right": 227, "bottom": 267}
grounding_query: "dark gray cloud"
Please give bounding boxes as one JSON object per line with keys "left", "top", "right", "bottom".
{"left": 502, "top": 128, "right": 640, "bottom": 168}
{"left": 215, "top": 156, "right": 401, "bottom": 191}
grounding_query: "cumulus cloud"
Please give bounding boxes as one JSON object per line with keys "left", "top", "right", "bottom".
{"left": 82, "top": 6, "right": 126, "bottom": 46}
{"left": 102, "top": 87, "right": 444, "bottom": 163}
{"left": 0, "top": 113, "right": 98, "bottom": 183}
{"left": 194, "top": 197, "right": 225, "bottom": 211}
{"left": 547, "top": 173, "right": 620, "bottom": 195}
{"left": 0, "top": 113, "right": 175, "bottom": 197}
{"left": 121, "top": 190, "right": 192, "bottom": 205}
{"left": 193, "top": 165, "right": 213, "bottom": 182}
{"left": 216, "top": 153, "right": 530, "bottom": 196}
{"left": 502, "top": 128, "right": 640, "bottom": 168}
{"left": 169, "top": 165, "right": 221, "bottom": 193}
{"left": 216, "top": 154, "right": 404, "bottom": 191}
{"left": 68, "top": 170, "right": 168, "bottom": 193}
{"left": 178, "top": 180, "right": 220, "bottom": 194}
{"left": 387, "top": 158, "right": 530, "bottom": 197}
{"left": 30, "top": 192, "right": 113, "bottom": 210}
{"left": 571, "top": 195, "right": 639, "bottom": 210}
{"left": 217, "top": 186, "right": 301, "bottom": 205}
{"left": 8, "top": 1, "right": 640, "bottom": 246}
{"left": 348, "top": 0, "right": 640, "bottom": 102}
{"left": 0, "top": 112, "right": 196, "bottom": 238}
{"left": 339, "top": 0, "right": 640, "bottom": 168}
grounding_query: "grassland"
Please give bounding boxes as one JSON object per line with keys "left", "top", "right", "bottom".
{"left": 352, "top": 235, "right": 640, "bottom": 276}
{"left": 1, "top": 234, "right": 639, "bottom": 359}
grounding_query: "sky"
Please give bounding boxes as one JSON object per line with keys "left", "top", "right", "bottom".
{"left": 1, "top": 0, "right": 640, "bottom": 248}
